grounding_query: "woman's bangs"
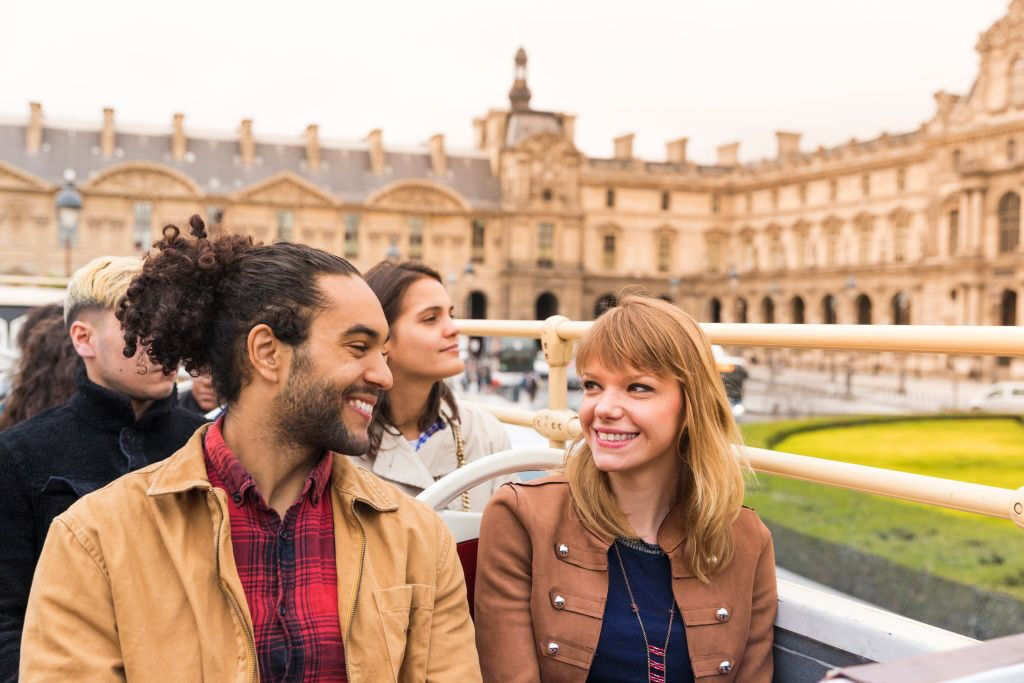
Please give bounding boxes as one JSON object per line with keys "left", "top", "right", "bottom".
{"left": 576, "top": 305, "right": 672, "bottom": 377}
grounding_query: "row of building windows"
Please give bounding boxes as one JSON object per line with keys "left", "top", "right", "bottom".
{"left": 601, "top": 167, "right": 909, "bottom": 217}
{"left": 124, "top": 205, "right": 488, "bottom": 265}
{"left": 709, "top": 292, "right": 912, "bottom": 326}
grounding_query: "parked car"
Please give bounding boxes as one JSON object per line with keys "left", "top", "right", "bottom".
{"left": 968, "top": 382, "right": 1024, "bottom": 413}
{"left": 712, "top": 345, "right": 748, "bottom": 419}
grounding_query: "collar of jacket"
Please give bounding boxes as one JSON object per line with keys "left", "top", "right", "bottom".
{"left": 146, "top": 423, "right": 401, "bottom": 512}
{"left": 69, "top": 367, "right": 181, "bottom": 432}
{"left": 543, "top": 472, "right": 689, "bottom": 555}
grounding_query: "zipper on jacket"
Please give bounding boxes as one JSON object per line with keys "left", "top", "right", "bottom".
{"left": 209, "top": 489, "right": 258, "bottom": 683}
{"left": 344, "top": 500, "right": 367, "bottom": 682}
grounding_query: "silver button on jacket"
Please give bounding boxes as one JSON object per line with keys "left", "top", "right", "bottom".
{"left": 553, "top": 595, "right": 566, "bottom": 609}
{"left": 557, "top": 543, "right": 569, "bottom": 557}
{"left": 547, "top": 642, "right": 560, "bottom": 656}
{"left": 716, "top": 607, "right": 730, "bottom": 622}
{"left": 719, "top": 660, "right": 732, "bottom": 674}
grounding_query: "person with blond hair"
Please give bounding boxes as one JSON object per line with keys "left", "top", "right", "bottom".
{"left": 475, "top": 295, "right": 777, "bottom": 682}
{"left": 0, "top": 255, "right": 204, "bottom": 680}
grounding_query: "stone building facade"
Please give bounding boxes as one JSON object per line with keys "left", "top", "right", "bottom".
{"left": 4, "top": 3, "right": 1024, "bottom": 374}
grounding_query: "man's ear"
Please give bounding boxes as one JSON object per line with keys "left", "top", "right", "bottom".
{"left": 247, "top": 324, "right": 288, "bottom": 385}
{"left": 68, "top": 318, "right": 98, "bottom": 360}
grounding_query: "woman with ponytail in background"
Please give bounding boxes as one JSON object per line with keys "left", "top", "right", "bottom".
{"left": 359, "top": 260, "right": 510, "bottom": 512}
{"left": 474, "top": 295, "right": 776, "bottom": 682}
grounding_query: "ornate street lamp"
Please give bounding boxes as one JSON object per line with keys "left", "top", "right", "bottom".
{"left": 55, "top": 170, "right": 83, "bottom": 277}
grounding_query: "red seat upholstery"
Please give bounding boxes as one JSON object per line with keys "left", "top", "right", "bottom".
{"left": 456, "top": 538, "right": 479, "bottom": 619}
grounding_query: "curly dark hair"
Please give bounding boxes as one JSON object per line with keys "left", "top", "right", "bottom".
{"left": 0, "top": 305, "right": 81, "bottom": 430}
{"left": 116, "top": 215, "right": 360, "bottom": 404}
{"left": 363, "top": 260, "right": 459, "bottom": 458}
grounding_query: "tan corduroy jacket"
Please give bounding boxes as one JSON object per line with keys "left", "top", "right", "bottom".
{"left": 474, "top": 475, "right": 777, "bottom": 682}
{"left": 20, "top": 425, "right": 482, "bottom": 682}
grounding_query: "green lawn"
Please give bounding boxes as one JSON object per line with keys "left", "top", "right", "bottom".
{"left": 740, "top": 417, "right": 1024, "bottom": 600}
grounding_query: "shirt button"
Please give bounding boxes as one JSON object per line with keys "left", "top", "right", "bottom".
{"left": 231, "top": 492, "right": 242, "bottom": 504}
{"left": 278, "top": 603, "right": 287, "bottom": 616}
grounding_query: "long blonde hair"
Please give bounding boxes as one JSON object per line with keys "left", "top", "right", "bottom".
{"left": 565, "top": 295, "right": 746, "bottom": 581}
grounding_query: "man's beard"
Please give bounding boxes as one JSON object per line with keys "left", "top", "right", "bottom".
{"left": 273, "top": 348, "right": 376, "bottom": 456}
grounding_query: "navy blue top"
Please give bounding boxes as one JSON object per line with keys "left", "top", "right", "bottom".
{"left": 587, "top": 539, "right": 693, "bottom": 683}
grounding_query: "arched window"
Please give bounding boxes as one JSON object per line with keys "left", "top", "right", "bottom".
{"left": 535, "top": 292, "right": 558, "bottom": 320}
{"left": 761, "top": 297, "right": 775, "bottom": 324}
{"left": 467, "top": 290, "right": 488, "bottom": 357}
{"left": 999, "top": 289, "right": 1017, "bottom": 366}
{"left": 891, "top": 292, "right": 911, "bottom": 325}
{"left": 605, "top": 189, "right": 615, "bottom": 208}
{"left": 594, "top": 293, "right": 618, "bottom": 318}
{"left": 856, "top": 294, "right": 872, "bottom": 325}
{"left": 999, "top": 192, "right": 1020, "bottom": 253}
{"left": 1012, "top": 59, "right": 1024, "bottom": 108}
{"left": 467, "top": 291, "right": 487, "bottom": 319}
{"left": 709, "top": 298, "right": 722, "bottom": 323}
{"left": 735, "top": 297, "right": 748, "bottom": 324}
{"left": 1001, "top": 289, "right": 1017, "bottom": 326}
{"left": 791, "top": 296, "right": 805, "bottom": 324}
{"left": 822, "top": 295, "right": 837, "bottom": 325}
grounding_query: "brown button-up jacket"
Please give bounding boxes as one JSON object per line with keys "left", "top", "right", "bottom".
{"left": 474, "top": 474, "right": 776, "bottom": 682}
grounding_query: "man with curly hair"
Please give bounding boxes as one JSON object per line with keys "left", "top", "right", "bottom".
{"left": 21, "top": 217, "right": 482, "bottom": 681}
{"left": 0, "top": 257, "right": 205, "bottom": 681}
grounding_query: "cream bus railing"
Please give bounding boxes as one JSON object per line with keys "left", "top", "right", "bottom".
{"left": 456, "top": 317, "right": 1024, "bottom": 532}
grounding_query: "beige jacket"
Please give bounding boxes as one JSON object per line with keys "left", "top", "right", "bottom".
{"left": 21, "top": 425, "right": 482, "bottom": 682}
{"left": 356, "top": 401, "right": 511, "bottom": 511}
{"left": 475, "top": 475, "right": 777, "bottom": 682}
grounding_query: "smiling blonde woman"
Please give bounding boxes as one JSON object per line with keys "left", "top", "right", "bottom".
{"left": 475, "top": 295, "right": 777, "bottom": 682}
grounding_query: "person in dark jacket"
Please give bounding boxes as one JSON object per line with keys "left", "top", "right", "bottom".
{"left": 0, "top": 256, "right": 205, "bottom": 681}
{"left": 177, "top": 373, "right": 218, "bottom": 416}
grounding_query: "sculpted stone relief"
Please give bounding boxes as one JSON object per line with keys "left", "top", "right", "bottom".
{"left": 88, "top": 168, "right": 199, "bottom": 199}
{"left": 371, "top": 186, "right": 464, "bottom": 213}
{"left": 243, "top": 179, "right": 334, "bottom": 208}
{"left": 0, "top": 167, "right": 47, "bottom": 192}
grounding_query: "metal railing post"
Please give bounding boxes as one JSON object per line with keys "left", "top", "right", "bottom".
{"left": 541, "top": 315, "right": 573, "bottom": 448}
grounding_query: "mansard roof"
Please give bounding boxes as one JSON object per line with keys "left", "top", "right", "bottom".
{"left": 0, "top": 123, "right": 502, "bottom": 209}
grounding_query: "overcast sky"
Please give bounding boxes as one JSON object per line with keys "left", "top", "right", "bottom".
{"left": 0, "top": 1, "right": 1011, "bottom": 164}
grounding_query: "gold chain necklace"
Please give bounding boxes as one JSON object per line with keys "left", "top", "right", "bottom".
{"left": 613, "top": 541, "right": 676, "bottom": 683}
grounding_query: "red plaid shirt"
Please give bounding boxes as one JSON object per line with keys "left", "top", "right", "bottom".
{"left": 204, "top": 420, "right": 347, "bottom": 682}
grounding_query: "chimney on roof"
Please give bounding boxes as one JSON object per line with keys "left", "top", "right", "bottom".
{"left": 429, "top": 134, "right": 446, "bottom": 176}
{"left": 101, "top": 108, "right": 116, "bottom": 158}
{"left": 239, "top": 119, "right": 254, "bottom": 167}
{"left": 776, "top": 131, "right": 801, "bottom": 160}
{"left": 717, "top": 142, "right": 740, "bottom": 167}
{"left": 561, "top": 114, "right": 576, "bottom": 145}
{"left": 666, "top": 137, "right": 688, "bottom": 164}
{"left": 305, "top": 124, "right": 320, "bottom": 172}
{"left": 172, "top": 113, "right": 186, "bottom": 162}
{"left": 26, "top": 102, "right": 42, "bottom": 154}
{"left": 367, "top": 129, "right": 384, "bottom": 174}
{"left": 614, "top": 133, "right": 634, "bottom": 160}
